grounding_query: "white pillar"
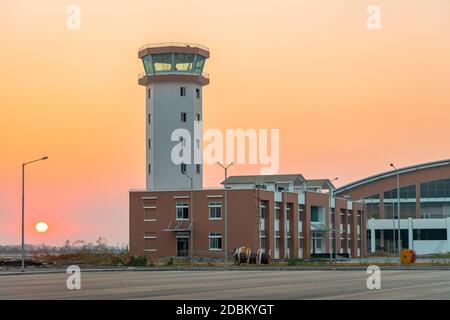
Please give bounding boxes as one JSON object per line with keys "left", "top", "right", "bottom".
{"left": 408, "top": 218, "right": 413, "bottom": 249}
{"left": 446, "top": 217, "right": 450, "bottom": 253}
{"left": 370, "top": 225, "right": 376, "bottom": 253}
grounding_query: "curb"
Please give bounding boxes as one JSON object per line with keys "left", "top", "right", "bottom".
{"left": 1, "top": 265, "right": 450, "bottom": 276}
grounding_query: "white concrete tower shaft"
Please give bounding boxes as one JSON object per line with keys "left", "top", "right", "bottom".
{"left": 138, "top": 43, "right": 209, "bottom": 190}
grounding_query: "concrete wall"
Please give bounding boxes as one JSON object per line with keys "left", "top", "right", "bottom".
{"left": 413, "top": 241, "right": 447, "bottom": 254}
{"left": 146, "top": 81, "right": 203, "bottom": 190}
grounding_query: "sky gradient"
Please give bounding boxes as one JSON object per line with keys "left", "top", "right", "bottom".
{"left": 1, "top": 0, "right": 449, "bottom": 246}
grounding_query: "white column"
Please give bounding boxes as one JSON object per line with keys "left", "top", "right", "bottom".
{"left": 446, "top": 217, "right": 450, "bottom": 253}
{"left": 370, "top": 225, "right": 376, "bottom": 253}
{"left": 408, "top": 218, "right": 413, "bottom": 250}
{"left": 284, "top": 202, "right": 287, "bottom": 259}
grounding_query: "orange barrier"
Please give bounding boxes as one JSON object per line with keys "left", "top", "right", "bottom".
{"left": 400, "top": 249, "right": 416, "bottom": 264}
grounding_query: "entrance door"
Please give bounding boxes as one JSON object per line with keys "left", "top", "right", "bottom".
{"left": 176, "top": 237, "right": 189, "bottom": 257}
{"left": 312, "top": 232, "right": 322, "bottom": 254}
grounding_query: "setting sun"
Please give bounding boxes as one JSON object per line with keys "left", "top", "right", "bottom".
{"left": 35, "top": 221, "right": 48, "bottom": 233}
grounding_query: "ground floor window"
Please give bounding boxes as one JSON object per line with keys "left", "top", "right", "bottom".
{"left": 260, "top": 236, "right": 266, "bottom": 249}
{"left": 209, "top": 232, "right": 222, "bottom": 250}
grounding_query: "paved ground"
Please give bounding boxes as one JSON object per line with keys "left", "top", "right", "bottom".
{"left": 1, "top": 270, "right": 450, "bottom": 299}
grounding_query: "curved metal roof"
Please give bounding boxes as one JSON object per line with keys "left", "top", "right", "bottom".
{"left": 335, "top": 158, "right": 450, "bottom": 195}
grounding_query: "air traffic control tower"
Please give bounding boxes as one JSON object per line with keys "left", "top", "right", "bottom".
{"left": 138, "top": 43, "right": 209, "bottom": 190}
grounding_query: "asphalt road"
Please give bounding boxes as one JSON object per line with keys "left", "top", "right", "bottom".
{"left": 1, "top": 270, "right": 449, "bottom": 299}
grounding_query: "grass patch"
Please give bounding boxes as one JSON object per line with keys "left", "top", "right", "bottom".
{"left": 33, "top": 251, "right": 151, "bottom": 267}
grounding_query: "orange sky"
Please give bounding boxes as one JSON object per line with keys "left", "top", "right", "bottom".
{"left": 1, "top": 0, "right": 449, "bottom": 245}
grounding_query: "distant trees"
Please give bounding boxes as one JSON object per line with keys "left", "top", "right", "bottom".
{"left": 0, "top": 238, "right": 129, "bottom": 254}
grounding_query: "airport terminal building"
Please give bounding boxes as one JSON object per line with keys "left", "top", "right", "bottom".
{"left": 335, "top": 159, "right": 450, "bottom": 255}
{"left": 129, "top": 42, "right": 449, "bottom": 260}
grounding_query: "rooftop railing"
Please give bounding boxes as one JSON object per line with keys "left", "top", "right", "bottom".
{"left": 139, "top": 42, "right": 209, "bottom": 52}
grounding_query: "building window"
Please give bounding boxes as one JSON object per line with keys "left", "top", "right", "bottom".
{"left": 181, "top": 112, "right": 187, "bottom": 122}
{"left": 275, "top": 202, "right": 281, "bottom": 220}
{"left": 209, "top": 202, "right": 222, "bottom": 220}
{"left": 286, "top": 203, "right": 293, "bottom": 221}
{"left": 298, "top": 207, "right": 303, "bottom": 221}
{"left": 180, "top": 87, "right": 186, "bottom": 96}
{"left": 259, "top": 201, "right": 267, "bottom": 219}
{"left": 275, "top": 238, "right": 281, "bottom": 249}
{"left": 196, "top": 164, "right": 201, "bottom": 174}
{"left": 196, "top": 88, "right": 200, "bottom": 98}
{"left": 147, "top": 88, "right": 151, "bottom": 99}
{"left": 148, "top": 164, "right": 151, "bottom": 174}
{"left": 413, "top": 229, "right": 447, "bottom": 240}
{"left": 195, "top": 113, "right": 201, "bottom": 121}
{"left": 260, "top": 237, "right": 266, "bottom": 249}
{"left": 385, "top": 185, "right": 416, "bottom": 199}
{"left": 181, "top": 163, "right": 187, "bottom": 173}
{"left": 148, "top": 113, "right": 151, "bottom": 124}
{"left": 176, "top": 202, "right": 189, "bottom": 220}
{"left": 209, "top": 232, "right": 222, "bottom": 250}
{"left": 311, "top": 206, "right": 319, "bottom": 222}
{"left": 152, "top": 53, "right": 172, "bottom": 72}
{"left": 174, "top": 53, "right": 194, "bottom": 72}
{"left": 148, "top": 138, "right": 151, "bottom": 150}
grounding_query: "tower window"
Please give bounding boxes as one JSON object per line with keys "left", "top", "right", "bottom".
{"left": 181, "top": 163, "right": 187, "bottom": 173}
{"left": 181, "top": 112, "right": 187, "bottom": 122}
{"left": 148, "top": 138, "right": 151, "bottom": 149}
{"left": 147, "top": 88, "right": 151, "bottom": 99}
{"left": 148, "top": 164, "right": 151, "bottom": 174}
{"left": 196, "top": 164, "right": 201, "bottom": 174}
{"left": 196, "top": 88, "right": 200, "bottom": 99}
{"left": 195, "top": 113, "right": 201, "bottom": 121}
{"left": 180, "top": 87, "right": 186, "bottom": 96}
{"left": 148, "top": 113, "right": 151, "bottom": 124}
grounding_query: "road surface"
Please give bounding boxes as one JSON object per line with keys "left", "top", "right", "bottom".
{"left": 1, "top": 270, "right": 449, "bottom": 299}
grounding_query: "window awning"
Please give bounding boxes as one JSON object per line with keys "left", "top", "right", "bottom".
{"left": 310, "top": 222, "right": 329, "bottom": 232}
{"left": 163, "top": 220, "right": 192, "bottom": 232}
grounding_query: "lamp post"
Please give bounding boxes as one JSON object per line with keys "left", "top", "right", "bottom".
{"left": 359, "top": 198, "right": 365, "bottom": 258}
{"left": 329, "top": 177, "right": 338, "bottom": 262}
{"left": 391, "top": 202, "right": 396, "bottom": 255}
{"left": 21, "top": 156, "right": 48, "bottom": 272}
{"left": 182, "top": 171, "right": 194, "bottom": 268}
{"left": 217, "top": 162, "right": 233, "bottom": 268}
{"left": 390, "top": 163, "right": 401, "bottom": 259}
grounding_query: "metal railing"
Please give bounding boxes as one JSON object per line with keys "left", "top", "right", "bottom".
{"left": 138, "top": 71, "right": 209, "bottom": 80}
{"left": 139, "top": 42, "right": 209, "bottom": 52}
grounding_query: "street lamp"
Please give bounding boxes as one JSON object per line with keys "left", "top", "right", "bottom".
{"left": 390, "top": 163, "right": 401, "bottom": 258}
{"left": 21, "top": 156, "right": 48, "bottom": 272}
{"left": 329, "top": 177, "right": 338, "bottom": 262}
{"left": 217, "top": 162, "right": 233, "bottom": 268}
{"left": 182, "top": 171, "right": 194, "bottom": 268}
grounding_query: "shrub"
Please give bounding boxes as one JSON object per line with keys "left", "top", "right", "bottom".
{"left": 287, "top": 259, "right": 299, "bottom": 266}
{"left": 128, "top": 255, "right": 147, "bottom": 266}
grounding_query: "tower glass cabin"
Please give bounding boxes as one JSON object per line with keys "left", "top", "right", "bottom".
{"left": 138, "top": 43, "right": 209, "bottom": 190}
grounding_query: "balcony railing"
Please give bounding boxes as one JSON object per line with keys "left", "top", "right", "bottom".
{"left": 138, "top": 71, "right": 209, "bottom": 80}
{"left": 139, "top": 42, "right": 209, "bottom": 52}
